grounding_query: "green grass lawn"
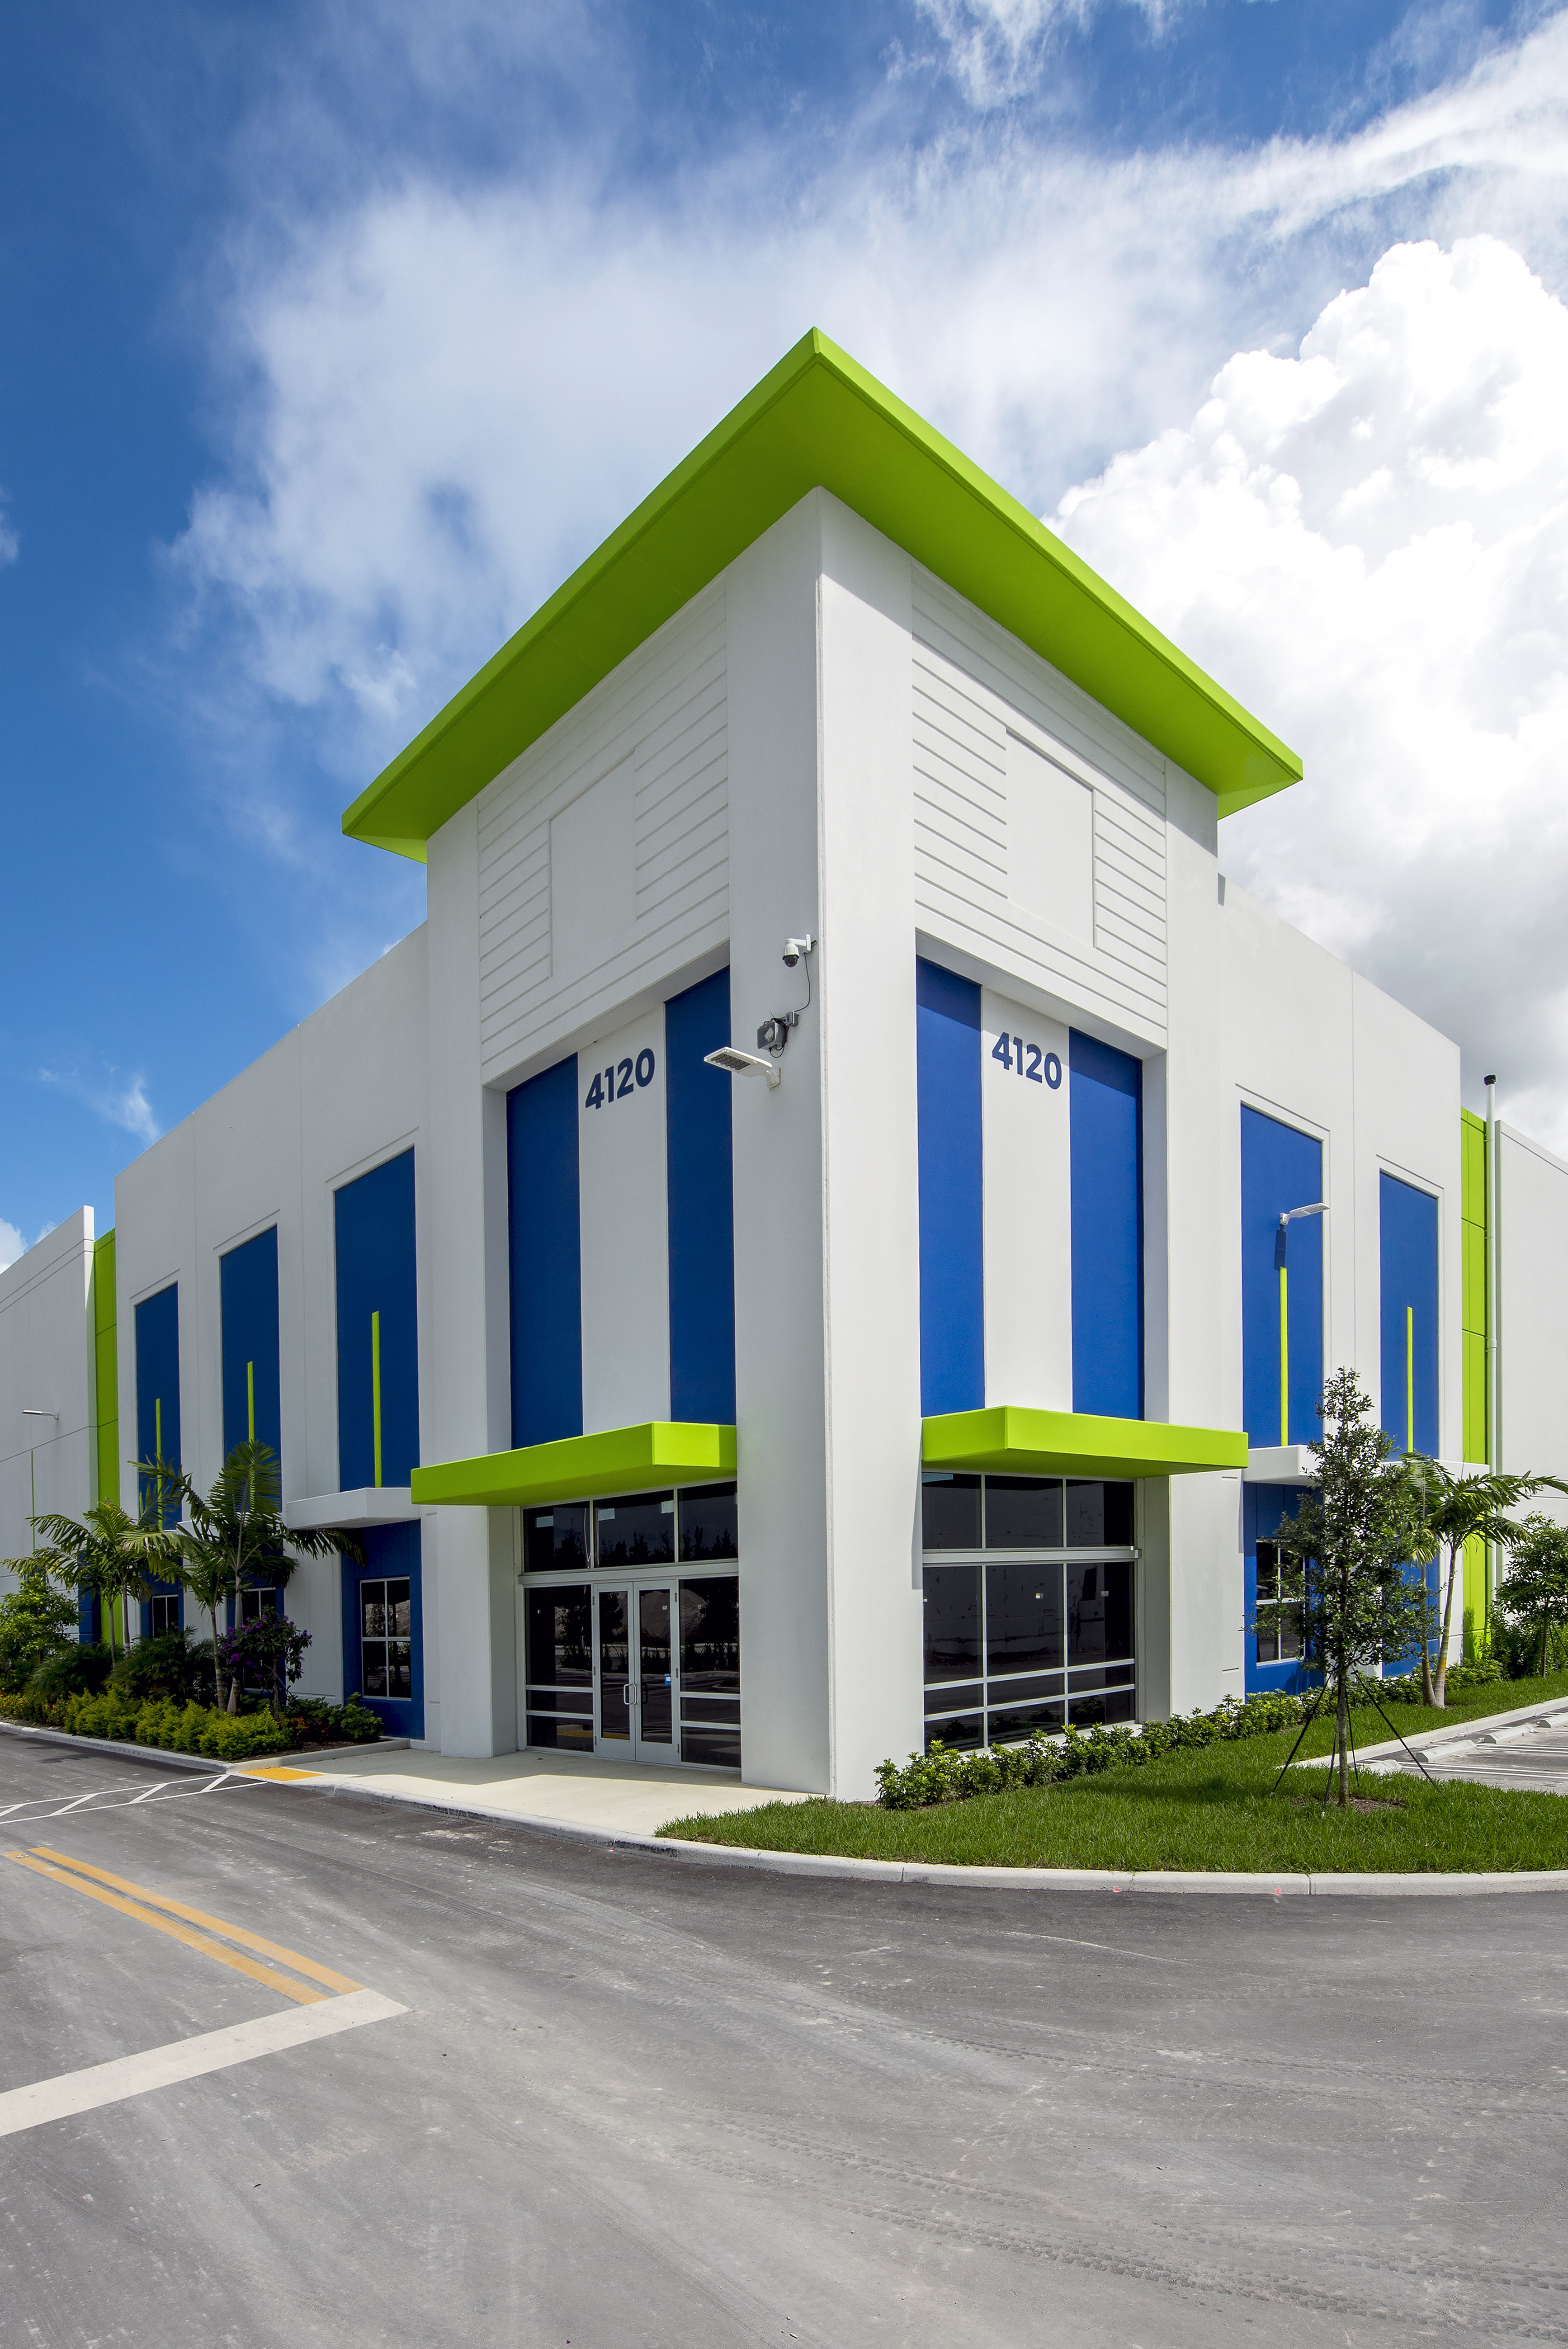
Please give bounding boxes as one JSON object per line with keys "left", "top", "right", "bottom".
{"left": 659, "top": 1673, "right": 1568, "bottom": 1874}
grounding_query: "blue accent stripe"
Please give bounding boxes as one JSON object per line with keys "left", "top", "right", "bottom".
{"left": 1069, "top": 1030, "right": 1143, "bottom": 1418}
{"left": 335, "top": 1149, "right": 420, "bottom": 1489}
{"left": 134, "top": 1282, "right": 180, "bottom": 1522}
{"left": 341, "top": 1522, "right": 425, "bottom": 1738}
{"left": 1379, "top": 1170, "right": 1439, "bottom": 1455}
{"left": 220, "top": 1227, "right": 281, "bottom": 1462}
{"left": 1240, "top": 1106, "right": 1323, "bottom": 1446}
{"left": 508, "top": 1055, "right": 583, "bottom": 1446}
{"left": 666, "top": 969, "right": 737, "bottom": 1424}
{"left": 915, "top": 957, "right": 984, "bottom": 1417}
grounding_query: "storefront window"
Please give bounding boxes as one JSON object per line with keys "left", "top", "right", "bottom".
{"left": 922, "top": 1476, "right": 1136, "bottom": 1748}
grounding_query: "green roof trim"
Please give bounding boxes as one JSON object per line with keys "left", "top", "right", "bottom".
{"left": 923, "top": 1405, "right": 1248, "bottom": 1482}
{"left": 409, "top": 1420, "right": 737, "bottom": 1509}
{"left": 344, "top": 330, "right": 1301, "bottom": 860}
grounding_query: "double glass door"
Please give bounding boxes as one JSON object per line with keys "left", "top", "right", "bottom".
{"left": 597, "top": 1584, "right": 675, "bottom": 1762}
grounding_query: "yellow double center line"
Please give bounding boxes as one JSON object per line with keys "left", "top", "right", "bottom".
{"left": 6, "top": 1847, "right": 360, "bottom": 2007}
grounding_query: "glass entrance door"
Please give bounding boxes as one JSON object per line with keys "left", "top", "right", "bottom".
{"left": 596, "top": 1583, "right": 676, "bottom": 1762}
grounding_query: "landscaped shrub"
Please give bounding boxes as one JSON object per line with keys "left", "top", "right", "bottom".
{"left": 26, "top": 1644, "right": 113, "bottom": 1701}
{"left": 876, "top": 1692, "right": 1313, "bottom": 1810}
{"left": 109, "top": 1630, "right": 212, "bottom": 1706}
{"left": 0, "top": 1684, "right": 354, "bottom": 1758}
{"left": 1379, "top": 1657, "right": 1507, "bottom": 1704}
{"left": 283, "top": 1696, "right": 383, "bottom": 1746}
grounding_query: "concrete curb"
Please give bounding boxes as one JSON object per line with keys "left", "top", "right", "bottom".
{"left": 0, "top": 1720, "right": 410, "bottom": 1774}
{"left": 262, "top": 1768, "right": 1568, "bottom": 1896}
{"left": 1326, "top": 1693, "right": 1568, "bottom": 1768}
{"left": 13, "top": 1717, "right": 1567, "bottom": 1897}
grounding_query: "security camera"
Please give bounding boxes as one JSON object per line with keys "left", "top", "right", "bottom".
{"left": 782, "top": 935, "right": 815, "bottom": 968}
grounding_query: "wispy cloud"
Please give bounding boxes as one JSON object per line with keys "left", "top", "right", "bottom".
{"left": 39, "top": 1067, "right": 161, "bottom": 1145}
{"left": 161, "top": 4, "right": 1568, "bottom": 1140}
{"left": 0, "top": 1219, "right": 27, "bottom": 1274}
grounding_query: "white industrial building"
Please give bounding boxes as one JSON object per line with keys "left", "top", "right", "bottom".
{"left": 4, "top": 332, "right": 1566, "bottom": 1797}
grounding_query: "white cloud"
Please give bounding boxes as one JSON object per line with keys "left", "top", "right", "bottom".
{"left": 0, "top": 494, "right": 17, "bottom": 568}
{"left": 166, "top": 8, "right": 1568, "bottom": 1126}
{"left": 1054, "top": 233, "right": 1568, "bottom": 1144}
{"left": 39, "top": 1068, "right": 161, "bottom": 1146}
{"left": 0, "top": 1219, "right": 26, "bottom": 1273}
{"left": 914, "top": 0, "right": 1133, "bottom": 104}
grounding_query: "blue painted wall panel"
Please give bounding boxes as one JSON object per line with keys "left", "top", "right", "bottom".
{"left": 335, "top": 1149, "right": 420, "bottom": 1489}
{"left": 1069, "top": 1030, "right": 1143, "bottom": 1419}
{"left": 1379, "top": 1171, "right": 1440, "bottom": 1456}
{"left": 915, "top": 957, "right": 984, "bottom": 1417}
{"left": 134, "top": 1283, "right": 180, "bottom": 1522}
{"left": 508, "top": 1056, "right": 584, "bottom": 1446}
{"left": 221, "top": 1227, "right": 281, "bottom": 1463}
{"left": 1242, "top": 1484, "right": 1317, "bottom": 1696}
{"left": 340, "top": 1522, "right": 425, "bottom": 1738}
{"left": 665, "top": 969, "right": 736, "bottom": 1424}
{"left": 1240, "top": 1107, "right": 1324, "bottom": 1446}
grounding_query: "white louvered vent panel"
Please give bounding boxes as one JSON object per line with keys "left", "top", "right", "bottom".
{"left": 912, "top": 569, "right": 1168, "bottom": 1043}
{"left": 476, "top": 589, "right": 729, "bottom": 1084}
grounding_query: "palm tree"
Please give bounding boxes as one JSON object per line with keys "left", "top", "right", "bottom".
{"left": 164, "top": 1442, "right": 360, "bottom": 1711}
{"left": 31, "top": 1483, "right": 185, "bottom": 1661}
{"left": 1404, "top": 1459, "right": 1566, "bottom": 1706}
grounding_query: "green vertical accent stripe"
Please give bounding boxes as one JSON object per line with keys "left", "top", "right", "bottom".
{"left": 247, "top": 1360, "right": 255, "bottom": 1443}
{"left": 1405, "top": 1305, "right": 1415, "bottom": 1455}
{"left": 92, "top": 1230, "right": 118, "bottom": 1507}
{"left": 371, "top": 1310, "right": 383, "bottom": 1489}
{"left": 1278, "top": 1263, "right": 1289, "bottom": 1448}
{"left": 1460, "top": 1107, "right": 1489, "bottom": 1465}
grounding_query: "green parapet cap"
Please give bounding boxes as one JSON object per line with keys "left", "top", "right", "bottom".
{"left": 344, "top": 330, "right": 1301, "bottom": 861}
{"left": 923, "top": 1405, "right": 1249, "bottom": 1481}
{"left": 410, "top": 1421, "right": 738, "bottom": 1508}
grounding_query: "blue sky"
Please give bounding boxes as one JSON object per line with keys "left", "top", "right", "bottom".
{"left": 4, "top": 0, "right": 1568, "bottom": 1262}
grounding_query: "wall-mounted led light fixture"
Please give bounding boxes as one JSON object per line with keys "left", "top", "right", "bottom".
{"left": 704, "top": 1045, "right": 782, "bottom": 1091}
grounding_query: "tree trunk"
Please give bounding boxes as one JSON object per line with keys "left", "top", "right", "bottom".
{"left": 1336, "top": 1665, "right": 1350, "bottom": 1808}
{"left": 208, "top": 1607, "right": 223, "bottom": 1710}
{"left": 1420, "top": 1608, "right": 1436, "bottom": 1707}
{"left": 1543, "top": 1616, "right": 1551, "bottom": 1681}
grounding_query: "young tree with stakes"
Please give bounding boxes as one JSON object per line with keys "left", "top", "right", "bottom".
{"left": 1272, "top": 1369, "right": 1435, "bottom": 1808}
{"left": 1496, "top": 1513, "right": 1568, "bottom": 1681}
{"left": 1403, "top": 1460, "right": 1563, "bottom": 1705}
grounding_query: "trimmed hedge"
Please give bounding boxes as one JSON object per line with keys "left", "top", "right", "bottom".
{"left": 876, "top": 1692, "right": 1310, "bottom": 1810}
{"left": 0, "top": 1687, "right": 363, "bottom": 1760}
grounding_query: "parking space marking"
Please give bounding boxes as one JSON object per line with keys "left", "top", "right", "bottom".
{"left": 0, "top": 1773, "right": 265, "bottom": 1825}
{"left": 26, "top": 1846, "right": 364, "bottom": 1994}
{"left": 0, "top": 1987, "right": 407, "bottom": 2139}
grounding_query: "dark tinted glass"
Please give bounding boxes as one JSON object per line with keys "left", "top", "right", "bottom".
{"left": 1067, "top": 1685, "right": 1136, "bottom": 1726}
{"left": 682, "top": 1725, "right": 741, "bottom": 1768}
{"left": 923, "top": 1564, "right": 981, "bottom": 1681}
{"left": 387, "top": 1641, "right": 412, "bottom": 1698}
{"left": 924, "top": 1681, "right": 982, "bottom": 1711}
{"left": 680, "top": 1483, "right": 738, "bottom": 1560}
{"left": 1256, "top": 1540, "right": 1279, "bottom": 1602}
{"left": 1064, "top": 1480, "right": 1135, "bottom": 1546}
{"left": 1066, "top": 1559, "right": 1133, "bottom": 1665}
{"left": 985, "top": 1477, "right": 1063, "bottom": 1549}
{"left": 982, "top": 1671, "right": 1063, "bottom": 1704}
{"left": 680, "top": 1576, "right": 739, "bottom": 1693}
{"left": 595, "top": 1492, "right": 675, "bottom": 1565}
{"left": 524, "top": 1504, "right": 590, "bottom": 1571}
{"left": 526, "top": 1712, "right": 596, "bottom": 1752}
{"left": 988, "top": 1699, "right": 1066, "bottom": 1743}
{"left": 924, "top": 1711, "right": 983, "bottom": 1752}
{"left": 985, "top": 1561, "right": 1064, "bottom": 1676}
{"left": 680, "top": 1694, "right": 741, "bottom": 1725}
{"left": 524, "top": 1583, "right": 592, "bottom": 1686}
{"left": 388, "top": 1579, "right": 411, "bottom": 1637}
{"left": 921, "top": 1475, "right": 981, "bottom": 1550}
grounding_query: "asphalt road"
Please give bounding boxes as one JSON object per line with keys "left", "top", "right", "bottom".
{"left": 3, "top": 1729, "right": 1566, "bottom": 2348}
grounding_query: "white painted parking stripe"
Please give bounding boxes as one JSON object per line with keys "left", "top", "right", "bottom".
{"left": 0, "top": 1988, "right": 407, "bottom": 2138}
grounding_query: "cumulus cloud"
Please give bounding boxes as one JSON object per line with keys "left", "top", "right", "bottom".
{"left": 0, "top": 1219, "right": 26, "bottom": 1273}
{"left": 1055, "top": 233, "right": 1568, "bottom": 1142}
{"left": 165, "top": 7, "right": 1568, "bottom": 1127}
{"left": 39, "top": 1068, "right": 161, "bottom": 1145}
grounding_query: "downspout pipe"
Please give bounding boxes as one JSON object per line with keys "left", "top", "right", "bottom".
{"left": 1486, "top": 1072, "right": 1500, "bottom": 1616}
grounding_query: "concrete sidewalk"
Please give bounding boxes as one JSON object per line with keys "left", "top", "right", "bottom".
{"left": 254, "top": 1741, "right": 811, "bottom": 1839}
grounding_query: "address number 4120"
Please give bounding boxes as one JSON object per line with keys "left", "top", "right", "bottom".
{"left": 992, "top": 1034, "right": 1063, "bottom": 1088}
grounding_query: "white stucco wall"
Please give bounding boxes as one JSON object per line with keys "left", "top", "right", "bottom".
{"left": 0, "top": 1210, "right": 97, "bottom": 1583}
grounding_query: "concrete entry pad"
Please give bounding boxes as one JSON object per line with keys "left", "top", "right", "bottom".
{"left": 277, "top": 1741, "right": 812, "bottom": 1839}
